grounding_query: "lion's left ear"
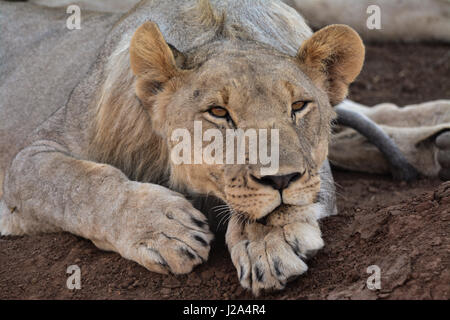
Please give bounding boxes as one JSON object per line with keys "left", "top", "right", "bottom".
{"left": 297, "top": 24, "right": 365, "bottom": 106}
{"left": 130, "top": 21, "right": 185, "bottom": 101}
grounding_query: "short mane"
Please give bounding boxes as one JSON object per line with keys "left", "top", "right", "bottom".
{"left": 89, "top": 0, "right": 227, "bottom": 184}
{"left": 89, "top": 37, "right": 170, "bottom": 183}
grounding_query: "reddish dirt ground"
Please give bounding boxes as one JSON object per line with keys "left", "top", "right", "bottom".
{"left": 0, "top": 42, "right": 449, "bottom": 300}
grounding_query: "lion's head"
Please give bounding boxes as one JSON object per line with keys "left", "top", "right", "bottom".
{"left": 91, "top": 19, "right": 364, "bottom": 222}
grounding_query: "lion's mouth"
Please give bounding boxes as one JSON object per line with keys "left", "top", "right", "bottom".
{"left": 255, "top": 214, "right": 269, "bottom": 225}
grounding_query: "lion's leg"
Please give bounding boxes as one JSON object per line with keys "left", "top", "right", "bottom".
{"left": 331, "top": 100, "right": 450, "bottom": 179}
{"left": 0, "top": 141, "right": 213, "bottom": 274}
{"left": 226, "top": 203, "right": 325, "bottom": 295}
{"left": 0, "top": 199, "right": 62, "bottom": 235}
{"left": 225, "top": 161, "right": 335, "bottom": 295}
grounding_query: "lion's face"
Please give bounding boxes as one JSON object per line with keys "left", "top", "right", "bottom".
{"left": 153, "top": 47, "right": 334, "bottom": 220}
{"left": 129, "top": 22, "right": 364, "bottom": 221}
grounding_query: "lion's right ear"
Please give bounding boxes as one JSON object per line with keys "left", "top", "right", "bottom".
{"left": 296, "top": 25, "right": 365, "bottom": 106}
{"left": 130, "top": 22, "right": 185, "bottom": 100}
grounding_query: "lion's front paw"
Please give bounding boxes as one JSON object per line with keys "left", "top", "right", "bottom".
{"left": 135, "top": 228, "right": 212, "bottom": 275}
{"left": 117, "top": 195, "right": 213, "bottom": 275}
{"left": 227, "top": 213, "right": 323, "bottom": 296}
{"left": 437, "top": 131, "right": 450, "bottom": 181}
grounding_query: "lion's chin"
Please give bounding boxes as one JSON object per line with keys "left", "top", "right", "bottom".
{"left": 255, "top": 203, "right": 292, "bottom": 223}
{"left": 226, "top": 193, "right": 318, "bottom": 225}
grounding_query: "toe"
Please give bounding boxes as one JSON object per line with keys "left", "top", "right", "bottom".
{"left": 167, "top": 206, "right": 210, "bottom": 234}
{"left": 230, "top": 241, "right": 252, "bottom": 290}
{"left": 137, "top": 232, "right": 206, "bottom": 275}
{"left": 436, "top": 131, "right": 450, "bottom": 150}
{"left": 283, "top": 221, "right": 324, "bottom": 258}
{"left": 158, "top": 236, "right": 204, "bottom": 274}
{"left": 437, "top": 149, "right": 450, "bottom": 167}
{"left": 247, "top": 240, "right": 283, "bottom": 296}
{"left": 264, "top": 230, "right": 308, "bottom": 284}
{"left": 136, "top": 245, "right": 170, "bottom": 274}
{"left": 437, "top": 149, "right": 450, "bottom": 181}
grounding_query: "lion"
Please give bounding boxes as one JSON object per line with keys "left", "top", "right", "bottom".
{"left": 0, "top": 0, "right": 449, "bottom": 296}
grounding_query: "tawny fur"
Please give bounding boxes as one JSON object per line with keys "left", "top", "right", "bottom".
{"left": 1, "top": 0, "right": 365, "bottom": 296}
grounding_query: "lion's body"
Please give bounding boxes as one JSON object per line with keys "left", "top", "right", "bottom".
{"left": 1, "top": 0, "right": 339, "bottom": 215}
{"left": 0, "top": 0, "right": 315, "bottom": 190}
{"left": 1, "top": 0, "right": 449, "bottom": 296}
{"left": 3, "top": 0, "right": 450, "bottom": 296}
{"left": 20, "top": 0, "right": 450, "bottom": 296}
{"left": 0, "top": 4, "right": 119, "bottom": 194}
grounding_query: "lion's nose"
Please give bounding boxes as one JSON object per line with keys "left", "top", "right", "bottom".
{"left": 252, "top": 172, "right": 302, "bottom": 190}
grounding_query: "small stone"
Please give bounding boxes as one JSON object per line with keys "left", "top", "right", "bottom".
{"left": 234, "top": 286, "right": 245, "bottom": 297}
{"left": 415, "top": 201, "right": 433, "bottom": 212}
{"left": 187, "top": 274, "right": 202, "bottom": 286}
{"left": 389, "top": 210, "right": 403, "bottom": 216}
{"left": 162, "top": 276, "right": 181, "bottom": 288}
{"left": 160, "top": 288, "right": 171, "bottom": 296}
{"left": 200, "top": 268, "right": 215, "bottom": 280}
{"left": 431, "top": 237, "right": 442, "bottom": 246}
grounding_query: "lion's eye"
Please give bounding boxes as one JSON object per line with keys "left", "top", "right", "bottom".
{"left": 292, "top": 101, "right": 310, "bottom": 113}
{"left": 208, "top": 106, "right": 229, "bottom": 118}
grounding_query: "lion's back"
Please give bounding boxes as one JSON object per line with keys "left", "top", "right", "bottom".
{"left": 0, "top": 2, "right": 120, "bottom": 189}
